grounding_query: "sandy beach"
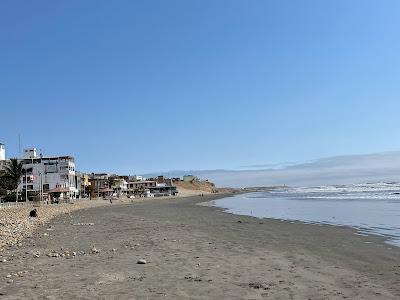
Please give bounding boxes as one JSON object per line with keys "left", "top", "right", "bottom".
{"left": 1, "top": 193, "right": 400, "bottom": 299}
{"left": 0, "top": 200, "right": 112, "bottom": 251}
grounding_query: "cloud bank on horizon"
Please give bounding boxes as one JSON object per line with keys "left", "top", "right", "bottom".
{"left": 155, "top": 152, "right": 400, "bottom": 188}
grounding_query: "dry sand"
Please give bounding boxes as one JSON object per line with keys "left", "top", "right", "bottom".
{"left": 0, "top": 200, "right": 111, "bottom": 251}
{"left": 1, "top": 194, "right": 400, "bottom": 299}
{"left": 176, "top": 188, "right": 210, "bottom": 197}
{"left": 0, "top": 195, "right": 188, "bottom": 251}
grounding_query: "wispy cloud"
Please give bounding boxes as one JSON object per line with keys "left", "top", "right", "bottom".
{"left": 154, "top": 151, "right": 400, "bottom": 188}
{"left": 239, "top": 162, "right": 298, "bottom": 170}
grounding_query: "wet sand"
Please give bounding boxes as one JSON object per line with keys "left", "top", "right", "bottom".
{"left": 1, "top": 193, "right": 400, "bottom": 299}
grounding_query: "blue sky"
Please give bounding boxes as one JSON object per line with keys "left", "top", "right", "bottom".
{"left": 1, "top": 1, "right": 400, "bottom": 174}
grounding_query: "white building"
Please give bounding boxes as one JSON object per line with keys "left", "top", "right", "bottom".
{"left": 0, "top": 143, "right": 6, "bottom": 171}
{"left": 130, "top": 175, "right": 144, "bottom": 181}
{"left": 0, "top": 143, "right": 5, "bottom": 161}
{"left": 19, "top": 149, "right": 79, "bottom": 200}
{"left": 111, "top": 177, "right": 128, "bottom": 196}
{"left": 24, "top": 148, "right": 37, "bottom": 159}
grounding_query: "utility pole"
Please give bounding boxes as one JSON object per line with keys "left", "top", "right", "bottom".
{"left": 39, "top": 172, "right": 42, "bottom": 202}
{"left": 18, "top": 134, "right": 21, "bottom": 158}
{"left": 25, "top": 168, "right": 28, "bottom": 202}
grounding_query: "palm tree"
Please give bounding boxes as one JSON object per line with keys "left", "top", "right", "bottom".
{"left": 4, "top": 158, "right": 23, "bottom": 202}
{"left": 0, "top": 171, "right": 14, "bottom": 190}
{"left": 108, "top": 177, "right": 116, "bottom": 189}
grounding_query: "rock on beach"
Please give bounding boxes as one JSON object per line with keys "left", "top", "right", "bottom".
{"left": 0, "top": 200, "right": 109, "bottom": 251}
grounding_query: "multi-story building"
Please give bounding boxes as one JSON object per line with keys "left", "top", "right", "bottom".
{"left": 89, "top": 173, "right": 110, "bottom": 198}
{"left": 126, "top": 180, "right": 155, "bottom": 197}
{"left": 0, "top": 143, "right": 6, "bottom": 171}
{"left": 19, "top": 148, "right": 79, "bottom": 200}
{"left": 126, "top": 178, "right": 177, "bottom": 197}
{"left": 127, "top": 180, "right": 157, "bottom": 190}
{"left": 111, "top": 177, "right": 128, "bottom": 196}
{"left": 78, "top": 172, "right": 91, "bottom": 198}
{"left": 130, "top": 175, "right": 144, "bottom": 181}
{"left": 0, "top": 143, "right": 5, "bottom": 161}
{"left": 156, "top": 175, "right": 174, "bottom": 187}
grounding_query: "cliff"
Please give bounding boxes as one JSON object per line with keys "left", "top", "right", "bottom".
{"left": 174, "top": 180, "right": 218, "bottom": 196}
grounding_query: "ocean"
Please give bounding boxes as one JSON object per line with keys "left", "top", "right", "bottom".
{"left": 212, "top": 183, "right": 400, "bottom": 247}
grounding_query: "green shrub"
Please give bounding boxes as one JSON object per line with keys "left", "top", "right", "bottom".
{"left": 3, "top": 192, "right": 17, "bottom": 202}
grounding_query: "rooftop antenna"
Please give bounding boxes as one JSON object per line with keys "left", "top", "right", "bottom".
{"left": 18, "top": 134, "right": 21, "bottom": 158}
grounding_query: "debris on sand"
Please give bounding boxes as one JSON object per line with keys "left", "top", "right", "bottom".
{"left": 137, "top": 259, "right": 147, "bottom": 264}
{"left": 0, "top": 200, "right": 108, "bottom": 251}
{"left": 29, "top": 209, "right": 38, "bottom": 218}
{"left": 184, "top": 275, "right": 202, "bottom": 282}
{"left": 47, "top": 252, "right": 59, "bottom": 258}
{"left": 91, "top": 247, "right": 100, "bottom": 254}
{"left": 247, "top": 282, "right": 271, "bottom": 290}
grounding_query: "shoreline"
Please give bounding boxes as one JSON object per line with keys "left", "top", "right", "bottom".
{"left": 1, "top": 193, "right": 400, "bottom": 299}
{"left": 199, "top": 196, "right": 399, "bottom": 250}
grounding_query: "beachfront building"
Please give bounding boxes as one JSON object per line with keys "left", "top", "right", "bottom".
{"left": 130, "top": 175, "right": 145, "bottom": 181}
{"left": 19, "top": 148, "right": 79, "bottom": 201}
{"left": 151, "top": 176, "right": 178, "bottom": 196}
{"left": 128, "top": 180, "right": 157, "bottom": 190}
{"left": 0, "top": 143, "right": 6, "bottom": 171}
{"left": 89, "top": 173, "right": 111, "bottom": 198}
{"left": 156, "top": 175, "right": 167, "bottom": 184}
{"left": 111, "top": 177, "right": 128, "bottom": 196}
{"left": 126, "top": 178, "right": 178, "bottom": 197}
{"left": 0, "top": 143, "right": 5, "bottom": 161}
{"left": 126, "top": 180, "right": 156, "bottom": 197}
{"left": 148, "top": 184, "right": 178, "bottom": 196}
{"left": 78, "top": 172, "right": 91, "bottom": 198}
